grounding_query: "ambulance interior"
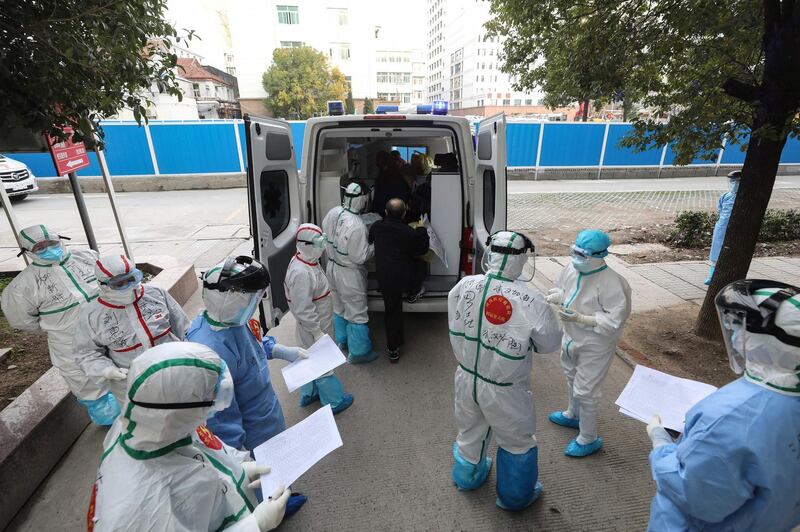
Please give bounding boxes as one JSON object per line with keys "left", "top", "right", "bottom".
{"left": 313, "top": 129, "right": 464, "bottom": 296}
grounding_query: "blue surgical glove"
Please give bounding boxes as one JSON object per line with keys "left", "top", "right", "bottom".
{"left": 271, "top": 344, "right": 308, "bottom": 363}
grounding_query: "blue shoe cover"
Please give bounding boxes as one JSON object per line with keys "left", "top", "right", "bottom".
{"left": 333, "top": 314, "right": 349, "bottom": 346}
{"left": 704, "top": 266, "right": 714, "bottom": 286}
{"left": 78, "top": 393, "right": 121, "bottom": 426}
{"left": 497, "top": 482, "right": 543, "bottom": 511}
{"left": 346, "top": 322, "right": 377, "bottom": 364}
{"left": 565, "top": 437, "right": 603, "bottom": 458}
{"left": 495, "top": 446, "right": 541, "bottom": 510}
{"left": 285, "top": 493, "right": 308, "bottom": 518}
{"left": 548, "top": 411, "right": 579, "bottom": 429}
{"left": 316, "top": 375, "right": 353, "bottom": 414}
{"left": 451, "top": 442, "right": 492, "bottom": 490}
{"left": 299, "top": 381, "right": 319, "bottom": 407}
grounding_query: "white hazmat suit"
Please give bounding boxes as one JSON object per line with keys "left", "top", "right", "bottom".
{"left": 548, "top": 229, "right": 631, "bottom": 457}
{"left": 321, "top": 182, "right": 376, "bottom": 363}
{"left": 449, "top": 231, "right": 562, "bottom": 510}
{"left": 88, "top": 342, "right": 289, "bottom": 531}
{"left": 0, "top": 224, "right": 105, "bottom": 400}
{"left": 74, "top": 255, "right": 189, "bottom": 403}
{"left": 284, "top": 223, "right": 353, "bottom": 412}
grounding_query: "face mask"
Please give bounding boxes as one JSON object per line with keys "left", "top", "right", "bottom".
{"left": 101, "top": 284, "right": 141, "bottom": 305}
{"left": 36, "top": 244, "right": 64, "bottom": 263}
{"left": 729, "top": 179, "right": 739, "bottom": 193}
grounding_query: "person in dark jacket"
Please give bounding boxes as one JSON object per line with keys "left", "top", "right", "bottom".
{"left": 368, "top": 198, "right": 430, "bottom": 362}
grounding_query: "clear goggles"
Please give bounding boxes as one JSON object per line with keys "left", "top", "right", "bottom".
{"left": 106, "top": 268, "right": 144, "bottom": 291}
{"left": 31, "top": 239, "right": 62, "bottom": 254}
{"left": 716, "top": 307, "right": 748, "bottom": 374}
{"left": 298, "top": 233, "right": 327, "bottom": 250}
{"left": 569, "top": 244, "right": 597, "bottom": 260}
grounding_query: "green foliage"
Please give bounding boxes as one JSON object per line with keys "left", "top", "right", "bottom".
{"left": 0, "top": 0, "right": 194, "bottom": 145}
{"left": 262, "top": 46, "right": 348, "bottom": 119}
{"left": 345, "top": 89, "right": 355, "bottom": 115}
{"left": 670, "top": 209, "right": 800, "bottom": 248}
{"left": 487, "top": 0, "right": 799, "bottom": 165}
{"left": 362, "top": 97, "right": 375, "bottom": 114}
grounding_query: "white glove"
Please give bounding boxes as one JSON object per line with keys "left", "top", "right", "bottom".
{"left": 558, "top": 308, "right": 597, "bottom": 327}
{"left": 271, "top": 344, "right": 308, "bottom": 363}
{"left": 646, "top": 414, "right": 673, "bottom": 449}
{"left": 545, "top": 288, "right": 563, "bottom": 305}
{"left": 101, "top": 366, "right": 128, "bottom": 381}
{"left": 245, "top": 485, "right": 290, "bottom": 531}
{"left": 241, "top": 460, "right": 272, "bottom": 490}
{"left": 311, "top": 328, "right": 325, "bottom": 342}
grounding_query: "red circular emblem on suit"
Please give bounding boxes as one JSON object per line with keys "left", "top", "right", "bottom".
{"left": 196, "top": 425, "right": 223, "bottom": 450}
{"left": 484, "top": 295, "right": 513, "bottom": 324}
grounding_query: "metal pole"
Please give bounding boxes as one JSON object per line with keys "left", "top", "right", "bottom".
{"left": 534, "top": 121, "right": 545, "bottom": 180}
{"left": 657, "top": 144, "right": 668, "bottom": 178}
{"left": 597, "top": 121, "right": 610, "bottom": 179}
{"left": 67, "top": 171, "right": 98, "bottom": 251}
{"left": 95, "top": 144, "right": 134, "bottom": 260}
{"left": 0, "top": 181, "right": 29, "bottom": 265}
{"left": 714, "top": 136, "right": 727, "bottom": 176}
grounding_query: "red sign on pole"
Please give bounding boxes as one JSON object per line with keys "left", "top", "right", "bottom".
{"left": 46, "top": 127, "right": 90, "bottom": 175}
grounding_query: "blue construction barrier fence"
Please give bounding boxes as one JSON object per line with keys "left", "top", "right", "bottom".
{"left": 9, "top": 119, "right": 800, "bottom": 178}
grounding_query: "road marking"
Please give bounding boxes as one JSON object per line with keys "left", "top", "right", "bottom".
{"left": 224, "top": 202, "right": 247, "bottom": 223}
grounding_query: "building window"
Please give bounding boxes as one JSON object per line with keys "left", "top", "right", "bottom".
{"left": 376, "top": 72, "right": 411, "bottom": 84}
{"left": 332, "top": 43, "right": 351, "bottom": 60}
{"left": 328, "top": 7, "right": 348, "bottom": 25}
{"left": 502, "top": 99, "right": 511, "bottom": 105}
{"left": 192, "top": 83, "right": 200, "bottom": 98}
{"left": 280, "top": 41, "right": 304, "bottom": 48}
{"left": 514, "top": 99, "right": 522, "bottom": 106}
{"left": 525, "top": 99, "right": 533, "bottom": 105}
{"left": 277, "top": 5, "right": 299, "bottom": 24}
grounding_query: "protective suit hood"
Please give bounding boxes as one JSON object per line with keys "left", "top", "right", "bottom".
{"left": 95, "top": 255, "right": 143, "bottom": 305}
{"left": 485, "top": 231, "right": 532, "bottom": 281}
{"left": 18, "top": 223, "right": 66, "bottom": 264}
{"left": 716, "top": 280, "right": 800, "bottom": 395}
{"left": 202, "top": 256, "right": 269, "bottom": 329}
{"left": 120, "top": 342, "right": 229, "bottom": 454}
{"left": 342, "top": 182, "right": 369, "bottom": 214}
{"left": 295, "top": 223, "right": 326, "bottom": 262}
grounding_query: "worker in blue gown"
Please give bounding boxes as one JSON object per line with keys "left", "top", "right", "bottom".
{"left": 646, "top": 279, "right": 800, "bottom": 531}
{"left": 705, "top": 170, "right": 740, "bottom": 285}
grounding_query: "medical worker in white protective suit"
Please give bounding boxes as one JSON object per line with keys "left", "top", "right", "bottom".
{"left": 284, "top": 223, "right": 354, "bottom": 413}
{"left": 546, "top": 229, "right": 631, "bottom": 457}
{"left": 0, "top": 224, "right": 119, "bottom": 425}
{"left": 321, "top": 182, "right": 377, "bottom": 363}
{"left": 88, "top": 342, "right": 290, "bottom": 531}
{"left": 449, "top": 231, "right": 562, "bottom": 510}
{"left": 74, "top": 255, "right": 190, "bottom": 404}
{"left": 645, "top": 279, "right": 800, "bottom": 531}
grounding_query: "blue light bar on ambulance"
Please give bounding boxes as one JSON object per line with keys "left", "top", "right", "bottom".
{"left": 415, "top": 104, "right": 433, "bottom": 115}
{"left": 432, "top": 100, "right": 449, "bottom": 115}
{"left": 327, "top": 100, "right": 345, "bottom": 116}
{"left": 375, "top": 105, "right": 399, "bottom": 114}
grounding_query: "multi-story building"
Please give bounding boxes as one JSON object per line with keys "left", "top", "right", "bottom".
{"left": 225, "top": 0, "right": 426, "bottom": 116}
{"left": 177, "top": 58, "right": 241, "bottom": 119}
{"left": 426, "top": 0, "right": 550, "bottom": 117}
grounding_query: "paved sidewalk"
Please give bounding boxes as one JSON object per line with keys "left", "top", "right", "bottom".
{"left": 531, "top": 256, "right": 800, "bottom": 313}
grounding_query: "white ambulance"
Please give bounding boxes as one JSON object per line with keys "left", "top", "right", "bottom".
{"left": 244, "top": 110, "right": 508, "bottom": 328}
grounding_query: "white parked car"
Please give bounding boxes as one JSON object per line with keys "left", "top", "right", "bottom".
{"left": 0, "top": 154, "right": 38, "bottom": 201}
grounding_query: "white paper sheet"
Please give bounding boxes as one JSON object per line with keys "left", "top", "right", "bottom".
{"left": 280, "top": 334, "right": 346, "bottom": 392}
{"left": 423, "top": 215, "right": 448, "bottom": 268}
{"left": 253, "top": 405, "right": 343, "bottom": 496}
{"left": 615, "top": 365, "right": 718, "bottom": 432}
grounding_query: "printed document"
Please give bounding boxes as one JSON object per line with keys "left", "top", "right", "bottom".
{"left": 281, "top": 334, "right": 347, "bottom": 392}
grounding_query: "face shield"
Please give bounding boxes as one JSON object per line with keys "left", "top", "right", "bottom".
{"left": 207, "top": 358, "right": 234, "bottom": 418}
{"left": 343, "top": 183, "right": 370, "bottom": 213}
{"left": 203, "top": 256, "right": 270, "bottom": 328}
{"left": 715, "top": 280, "right": 800, "bottom": 394}
{"left": 106, "top": 268, "right": 144, "bottom": 291}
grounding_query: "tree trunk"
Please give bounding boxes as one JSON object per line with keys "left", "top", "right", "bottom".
{"left": 694, "top": 131, "right": 786, "bottom": 339}
{"left": 622, "top": 98, "right": 631, "bottom": 122}
{"left": 694, "top": 0, "right": 799, "bottom": 339}
{"left": 582, "top": 99, "right": 590, "bottom": 121}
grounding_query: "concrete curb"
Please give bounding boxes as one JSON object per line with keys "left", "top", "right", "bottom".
{"left": 34, "top": 173, "right": 245, "bottom": 194}
{"left": 0, "top": 255, "right": 196, "bottom": 529}
{"left": 507, "top": 164, "right": 800, "bottom": 181}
